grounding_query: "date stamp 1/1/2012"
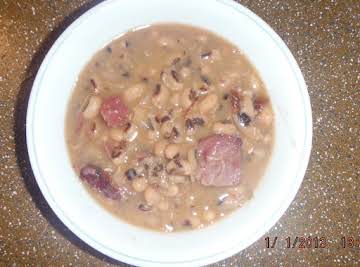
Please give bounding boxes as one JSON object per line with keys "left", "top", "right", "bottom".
{"left": 265, "top": 236, "right": 360, "bottom": 249}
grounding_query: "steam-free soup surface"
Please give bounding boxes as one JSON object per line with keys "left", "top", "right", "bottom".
{"left": 66, "top": 24, "right": 274, "bottom": 232}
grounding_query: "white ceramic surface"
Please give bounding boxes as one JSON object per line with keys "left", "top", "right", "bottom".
{"left": 26, "top": 0, "right": 312, "bottom": 266}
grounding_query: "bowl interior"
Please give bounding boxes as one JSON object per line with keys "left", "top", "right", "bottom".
{"left": 27, "top": 0, "right": 311, "bottom": 266}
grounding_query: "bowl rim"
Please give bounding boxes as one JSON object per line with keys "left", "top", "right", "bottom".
{"left": 26, "top": 0, "right": 312, "bottom": 266}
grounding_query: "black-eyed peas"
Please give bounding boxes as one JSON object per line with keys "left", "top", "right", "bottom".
{"left": 67, "top": 23, "right": 274, "bottom": 232}
{"left": 165, "top": 184, "right": 179, "bottom": 197}
{"left": 212, "top": 122, "right": 237, "bottom": 135}
{"left": 154, "top": 140, "right": 169, "bottom": 157}
{"left": 199, "top": 93, "right": 218, "bottom": 114}
{"left": 144, "top": 187, "right": 161, "bottom": 205}
{"left": 82, "top": 95, "right": 102, "bottom": 119}
{"left": 123, "top": 83, "right": 145, "bottom": 103}
{"left": 164, "top": 143, "right": 180, "bottom": 159}
{"left": 152, "top": 84, "right": 170, "bottom": 109}
{"left": 132, "top": 178, "right": 148, "bottom": 192}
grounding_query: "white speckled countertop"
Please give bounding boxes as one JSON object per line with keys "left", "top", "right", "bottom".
{"left": 0, "top": 0, "right": 359, "bottom": 266}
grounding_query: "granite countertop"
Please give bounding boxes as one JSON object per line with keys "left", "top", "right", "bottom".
{"left": 0, "top": 0, "right": 359, "bottom": 266}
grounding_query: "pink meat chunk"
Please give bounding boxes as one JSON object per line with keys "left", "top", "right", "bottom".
{"left": 195, "top": 134, "right": 242, "bottom": 187}
{"left": 100, "top": 96, "right": 129, "bottom": 128}
{"left": 80, "top": 164, "right": 123, "bottom": 200}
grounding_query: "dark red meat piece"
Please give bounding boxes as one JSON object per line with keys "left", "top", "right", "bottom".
{"left": 195, "top": 134, "right": 242, "bottom": 187}
{"left": 80, "top": 164, "right": 123, "bottom": 199}
{"left": 100, "top": 96, "right": 129, "bottom": 128}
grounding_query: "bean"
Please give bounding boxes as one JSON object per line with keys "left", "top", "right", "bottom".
{"left": 171, "top": 108, "right": 183, "bottom": 118}
{"left": 147, "top": 130, "right": 160, "bottom": 141}
{"left": 154, "top": 140, "right": 169, "bottom": 157}
{"left": 165, "top": 184, "right": 179, "bottom": 197}
{"left": 165, "top": 144, "right": 180, "bottom": 159}
{"left": 171, "top": 70, "right": 180, "bottom": 82}
{"left": 133, "top": 107, "right": 146, "bottom": 124}
{"left": 112, "top": 166, "right": 125, "bottom": 186}
{"left": 111, "top": 124, "right": 138, "bottom": 142}
{"left": 158, "top": 115, "right": 171, "bottom": 123}
{"left": 138, "top": 203, "right": 152, "bottom": 211}
{"left": 157, "top": 200, "right": 169, "bottom": 211}
{"left": 112, "top": 154, "right": 126, "bottom": 165}
{"left": 181, "top": 88, "right": 193, "bottom": 109}
{"left": 220, "top": 71, "right": 239, "bottom": 88}
{"left": 213, "top": 122, "right": 237, "bottom": 135}
{"left": 169, "top": 175, "right": 187, "bottom": 184}
{"left": 83, "top": 95, "right": 102, "bottom": 119}
{"left": 144, "top": 187, "right": 161, "bottom": 205}
{"left": 203, "top": 209, "right": 216, "bottom": 222}
{"left": 187, "top": 148, "right": 197, "bottom": 172}
{"left": 238, "top": 113, "right": 251, "bottom": 127}
{"left": 125, "top": 123, "right": 138, "bottom": 142}
{"left": 171, "top": 93, "right": 180, "bottom": 106}
{"left": 201, "top": 51, "right": 212, "bottom": 59}
{"left": 180, "top": 67, "right": 191, "bottom": 78}
{"left": 152, "top": 84, "right": 169, "bottom": 109}
{"left": 123, "top": 83, "right": 145, "bottom": 103}
{"left": 201, "top": 49, "right": 221, "bottom": 62}
{"left": 145, "top": 117, "right": 156, "bottom": 130}
{"left": 242, "top": 89, "right": 254, "bottom": 98}
{"left": 161, "top": 69, "right": 183, "bottom": 91}
{"left": 199, "top": 94, "right": 218, "bottom": 114}
{"left": 178, "top": 159, "right": 191, "bottom": 176}
{"left": 241, "top": 95, "right": 255, "bottom": 118}
{"left": 109, "top": 141, "right": 127, "bottom": 163}
{"left": 125, "top": 168, "right": 137, "bottom": 180}
{"left": 172, "top": 57, "right": 181, "bottom": 65}
{"left": 132, "top": 178, "right": 148, "bottom": 192}
{"left": 188, "top": 88, "right": 198, "bottom": 101}
{"left": 185, "top": 195, "right": 195, "bottom": 207}
{"left": 166, "top": 160, "right": 177, "bottom": 173}
{"left": 160, "top": 121, "right": 173, "bottom": 137}
{"left": 186, "top": 117, "right": 205, "bottom": 131}
{"left": 169, "top": 123, "right": 183, "bottom": 142}
{"left": 109, "top": 128, "right": 125, "bottom": 141}
{"left": 242, "top": 139, "right": 254, "bottom": 154}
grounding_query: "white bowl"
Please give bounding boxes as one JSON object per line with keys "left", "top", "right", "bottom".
{"left": 26, "top": 0, "right": 312, "bottom": 266}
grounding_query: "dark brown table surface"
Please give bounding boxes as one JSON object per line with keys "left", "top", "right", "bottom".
{"left": 0, "top": 0, "right": 359, "bottom": 266}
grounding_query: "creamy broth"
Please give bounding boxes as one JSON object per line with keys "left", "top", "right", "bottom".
{"left": 66, "top": 24, "right": 274, "bottom": 232}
